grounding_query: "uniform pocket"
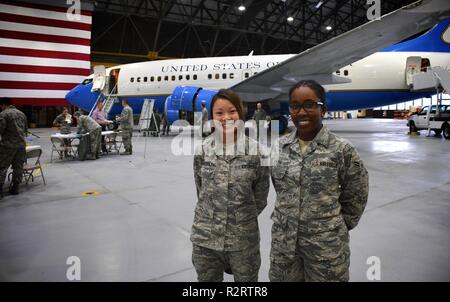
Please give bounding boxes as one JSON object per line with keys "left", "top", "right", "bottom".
{"left": 200, "top": 164, "right": 216, "bottom": 180}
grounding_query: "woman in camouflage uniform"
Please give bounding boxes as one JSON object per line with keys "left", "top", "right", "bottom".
{"left": 191, "top": 89, "right": 270, "bottom": 282}
{"left": 269, "top": 80, "right": 369, "bottom": 282}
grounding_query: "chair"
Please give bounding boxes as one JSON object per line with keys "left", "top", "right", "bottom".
{"left": 104, "top": 132, "right": 123, "bottom": 154}
{"left": 23, "top": 148, "right": 46, "bottom": 185}
{"left": 50, "top": 137, "right": 73, "bottom": 162}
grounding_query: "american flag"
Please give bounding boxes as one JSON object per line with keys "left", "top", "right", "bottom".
{"left": 0, "top": 0, "right": 92, "bottom": 106}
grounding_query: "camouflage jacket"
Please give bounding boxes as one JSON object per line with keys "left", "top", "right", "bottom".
{"left": 53, "top": 113, "right": 72, "bottom": 134}
{"left": 76, "top": 115, "right": 101, "bottom": 134}
{"left": 270, "top": 126, "right": 368, "bottom": 256}
{"left": 117, "top": 106, "right": 134, "bottom": 129}
{"left": 191, "top": 134, "right": 270, "bottom": 251}
{"left": 252, "top": 109, "right": 267, "bottom": 122}
{"left": 0, "top": 105, "right": 28, "bottom": 149}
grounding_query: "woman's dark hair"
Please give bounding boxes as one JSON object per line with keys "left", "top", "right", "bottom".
{"left": 210, "top": 89, "right": 244, "bottom": 120}
{"left": 0, "top": 97, "right": 11, "bottom": 106}
{"left": 289, "top": 80, "right": 327, "bottom": 107}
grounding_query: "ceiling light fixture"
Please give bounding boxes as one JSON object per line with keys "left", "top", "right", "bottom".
{"left": 238, "top": 5, "right": 246, "bottom": 12}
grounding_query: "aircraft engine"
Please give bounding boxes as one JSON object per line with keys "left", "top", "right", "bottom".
{"left": 164, "top": 86, "right": 217, "bottom": 125}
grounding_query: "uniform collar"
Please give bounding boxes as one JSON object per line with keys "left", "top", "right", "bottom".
{"left": 282, "top": 125, "right": 331, "bottom": 155}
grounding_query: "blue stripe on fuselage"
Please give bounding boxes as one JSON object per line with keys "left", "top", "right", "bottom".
{"left": 326, "top": 91, "right": 433, "bottom": 111}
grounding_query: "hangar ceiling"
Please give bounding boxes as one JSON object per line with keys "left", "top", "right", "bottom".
{"left": 91, "top": 0, "right": 416, "bottom": 65}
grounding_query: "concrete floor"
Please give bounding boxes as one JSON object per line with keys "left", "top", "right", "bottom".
{"left": 0, "top": 118, "right": 449, "bottom": 282}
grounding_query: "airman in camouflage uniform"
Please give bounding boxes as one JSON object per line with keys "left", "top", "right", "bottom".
{"left": 53, "top": 108, "right": 72, "bottom": 134}
{"left": 0, "top": 97, "right": 28, "bottom": 198}
{"left": 192, "top": 134, "right": 270, "bottom": 282}
{"left": 116, "top": 99, "right": 133, "bottom": 155}
{"left": 74, "top": 111, "right": 102, "bottom": 160}
{"left": 269, "top": 80, "right": 368, "bottom": 282}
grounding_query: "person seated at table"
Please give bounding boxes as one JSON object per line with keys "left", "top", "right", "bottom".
{"left": 73, "top": 111, "right": 102, "bottom": 160}
{"left": 53, "top": 107, "right": 72, "bottom": 156}
{"left": 53, "top": 107, "right": 72, "bottom": 134}
{"left": 91, "top": 101, "right": 112, "bottom": 153}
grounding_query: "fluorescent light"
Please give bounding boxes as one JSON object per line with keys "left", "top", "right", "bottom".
{"left": 316, "top": 1, "right": 323, "bottom": 9}
{"left": 287, "top": 16, "right": 294, "bottom": 23}
{"left": 238, "top": 5, "right": 246, "bottom": 11}
{"left": 326, "top": 25, "right": 332, "bottom": 31}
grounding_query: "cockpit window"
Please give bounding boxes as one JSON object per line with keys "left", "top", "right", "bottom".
{"left": 82, "top": 78, "right": 93, "bottom": 85}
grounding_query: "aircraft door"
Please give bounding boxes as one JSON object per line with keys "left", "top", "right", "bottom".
{"left": 91, "top": 65, "right": 106, "bottom": 92}
{"left": 405, "top": 56, "right": 422, "bottom": 86}
{"left": 108, "top": 69, "right": 120, "bottom": 94}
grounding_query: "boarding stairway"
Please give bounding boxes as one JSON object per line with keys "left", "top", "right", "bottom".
{"left": 411, "top": 67, "right": 450, "bottom": 93}
{"left": 88, "top": 83, "right": 119, "bottom": 119}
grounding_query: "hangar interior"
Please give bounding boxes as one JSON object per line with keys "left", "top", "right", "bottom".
{"left": 0, "top": 0, "right": 449, "bottom": 282}
{"left": 13, "top": 0, "right": 422, "bottom": 126}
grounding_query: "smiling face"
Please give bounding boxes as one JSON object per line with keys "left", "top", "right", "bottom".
{"left": 290, "top": 86, "right": 325, "bottom": 141}
{"left": 212, "top": 98, "right": 240, "bottom": 139}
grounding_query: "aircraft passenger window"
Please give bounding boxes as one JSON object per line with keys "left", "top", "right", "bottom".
{"left": 150, "top": 76, "right": 154, "bottom": 82}
{"left": 230, "top": 73, "right": 234, "bottom": 79}
{"left": 144, "top": 77, "right": 147, "bottom": 82}
{"left": 137, "top": 77, "right": 142, "bottom": 82}
{"left": 208, "top": 74, "right": 212, "bottom": 80}
{"left": 157, "top": 76, "right": 161, "bottom": 81}
{"left": 222, "top": 73, "right": 227, "bottom": 79}
{"left": 344, "top": 70, "right": 349, "bottom": 76}
{"left": 186, "top": 75, "right": 190, "bottom": 80}
{"left": 179, "top": 75, "right": 183, "bottom": 80}
{"left": 172, "top": 75, "right": 176, "bottom": 81}
{"left": 215, "top": 74, "right": 220, "bottom": 79}
{"left": 164, "top": 76, "right": 168, "bottom": 81}
{"left": 130, "top": 77, "right": 134, "bottom": 83}
{"left": 193, "top": 74, "right": 197, "bottom": 80}
{"left": 336, "top": 70, "right": 341, "bottom": 75}
{"left": 82, "top": 78, "right": 93, "bottom": 85}
{"left": 245, "top": 72, "right": 249, "bottom": 78}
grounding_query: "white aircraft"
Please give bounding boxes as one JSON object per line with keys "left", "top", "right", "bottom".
{"left": 65, "top": 0, "right": 450, "bottom": 130}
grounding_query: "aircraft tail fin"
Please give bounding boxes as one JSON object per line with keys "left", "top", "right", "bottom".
{"left": 383, "top": 18, "right": 450, "bottom": 53}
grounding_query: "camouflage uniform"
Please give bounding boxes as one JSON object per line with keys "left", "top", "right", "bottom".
{"left": 53, "top": 113, "right": 72, "bottom": 134}
{"left": 117, "top": 105, "right": 133, "bottom": 152}
{"left": 77, "top": 115, "right": 102, "bottom": 159}
{"left": 191, "top": 134, "right": 270, "bottom": 282}
{"left": 269, "top": 125, "right": 368, "bottom": 282}
{"left": 0, "top": 105, "right": 27, "bottom": 190}
{"left": 252, "top": 109, "right": 267, "bottom": 139}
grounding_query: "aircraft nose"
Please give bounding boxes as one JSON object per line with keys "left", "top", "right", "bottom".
{"left": 65, "top": 83, "right": 99, "bottom": 112}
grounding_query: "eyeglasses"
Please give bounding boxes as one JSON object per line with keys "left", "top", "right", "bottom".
{"left": 289, "top": 100, "right": 324, "bottom": 113}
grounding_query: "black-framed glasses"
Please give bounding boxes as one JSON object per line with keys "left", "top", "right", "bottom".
{"left": 289, "top": 100, "right": 324, "bottom": 113}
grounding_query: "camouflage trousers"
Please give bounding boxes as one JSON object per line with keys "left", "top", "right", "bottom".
{"left": 269, "top": 224, "right": 350, "bottom": 282}
{"left": 192, "top": 244, "right": 261, "bottom": 282}
{"left": 0, "top": 146, "right": 26, "bottom": 187}
{"left": 89, "top": 128, "right": 102, "bottom": 157}
{"left": 120, "top": 128, "right": 133, "bottom": 151}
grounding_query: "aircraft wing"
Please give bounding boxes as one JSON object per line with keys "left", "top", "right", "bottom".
{"left": 231, "top": 0, "right": 450, "bottom": 102}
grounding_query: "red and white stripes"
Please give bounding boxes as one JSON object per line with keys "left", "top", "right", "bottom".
{"left": 0, "top": 1, "right": 92, "bottom": 106}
